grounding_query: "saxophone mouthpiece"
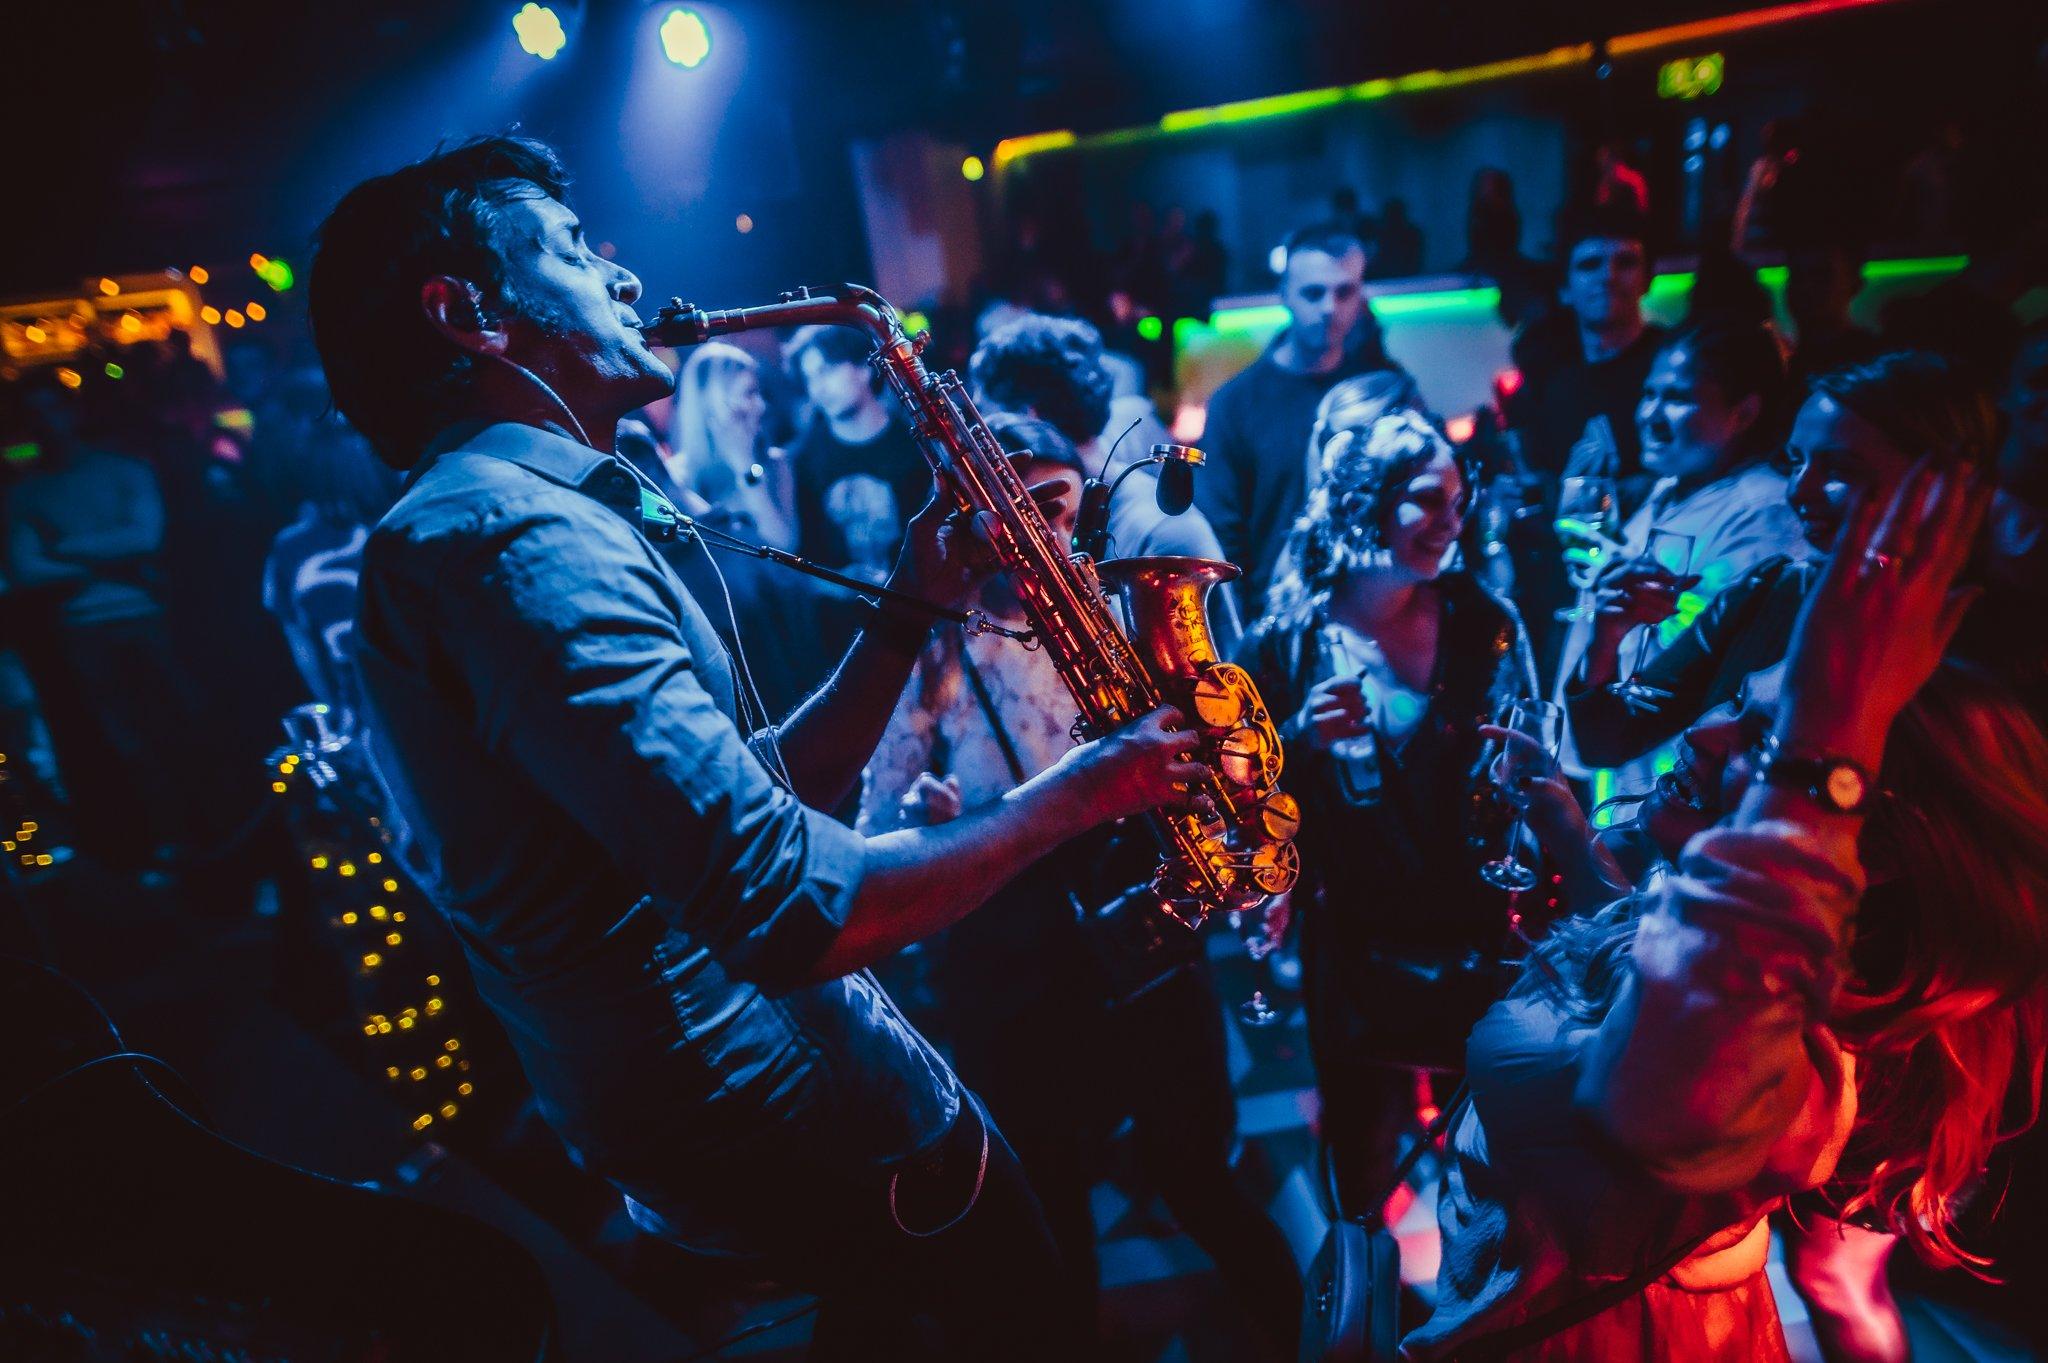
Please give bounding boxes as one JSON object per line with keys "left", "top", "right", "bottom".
{"left": 640, "top": 298, "right": 712, "bottom": 348}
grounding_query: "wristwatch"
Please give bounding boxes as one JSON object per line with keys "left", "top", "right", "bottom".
{"left": 1751, "top": 732, "right": 1874, "bottom": 815}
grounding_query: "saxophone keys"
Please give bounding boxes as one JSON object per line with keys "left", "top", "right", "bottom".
{"left": 1249, "top": 840, "right": 1301, "bottom": 894}
{"left": 1216, "top": 725, "right": 1281, "bottom": 788}
{"left": 1214, "top": 726, "right": 1264, "bottom": 786}
{"left": 1190, "top": 669, "right": 1247, "bottom": 728}
{"left": 1256, "top": 790, "right": 1302, "bottom": 842}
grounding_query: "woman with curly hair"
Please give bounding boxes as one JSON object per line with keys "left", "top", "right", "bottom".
{"left": 1238, "top": 386, "right": 1537, "bottom": 1216}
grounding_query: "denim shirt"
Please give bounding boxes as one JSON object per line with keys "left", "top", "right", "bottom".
{"left": 354, "top": 422, "right": 959, "bottom": 1254}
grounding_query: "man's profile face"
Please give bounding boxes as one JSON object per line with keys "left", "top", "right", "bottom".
{"left": 489, "top": 189, "right": 675, "bottom": 415}
{"left": 1281, "top": 246, "right": 1367, "bottom": 357}
{"left": 1560, "top": 236, "right": 1649, "bottom": 330}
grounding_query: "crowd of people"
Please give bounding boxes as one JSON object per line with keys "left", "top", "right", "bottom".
{"left": 3, "top": 112, "right": 2045, "bottom": 1362}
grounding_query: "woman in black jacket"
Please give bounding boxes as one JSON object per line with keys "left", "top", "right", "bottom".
{"left": 1238, "top": 388, "right": 1535, "bottom": 1216}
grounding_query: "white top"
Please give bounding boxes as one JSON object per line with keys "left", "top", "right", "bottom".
{"left": 1556, "top": 461, "right": 1810, "bottom": 800}
{"left": 857, "top": 619, "right": 1080, "bottom": 832}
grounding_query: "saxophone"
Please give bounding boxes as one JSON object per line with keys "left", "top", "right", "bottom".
{"left": 642, "top": 285, "right": 1298, "bottom": 927}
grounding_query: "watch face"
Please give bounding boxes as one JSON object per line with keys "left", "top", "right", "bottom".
{"left": 1826, "top": 764, "right": 1868, "bottom": 811}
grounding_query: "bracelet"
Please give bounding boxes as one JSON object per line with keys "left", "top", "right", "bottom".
{"left": 861, "top": 602, "right": 935, "bottom": 658}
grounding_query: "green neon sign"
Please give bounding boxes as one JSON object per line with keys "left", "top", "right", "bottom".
{"left": 1187, "top": 256, "right": 1968, "bottom": 348}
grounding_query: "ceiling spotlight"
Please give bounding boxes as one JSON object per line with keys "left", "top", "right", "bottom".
{"left": 660, "top": 8, "right": 711, "bottom": 68}
{"left": 514, "top": 3, "right": 567, "bottom": 60}
{"left": 960, "top": 155, "right": 985, "bottom": 182}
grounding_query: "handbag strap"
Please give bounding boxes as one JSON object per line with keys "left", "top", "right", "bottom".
{"left": 1345, "top": 1083, "right": 1470, "bottom": 1231}
{"left": 959, "top": 644, "right": 1031, "bottom": 787}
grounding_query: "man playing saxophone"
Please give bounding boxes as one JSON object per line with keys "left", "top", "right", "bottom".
{"left": 310, "top": 134, "right": 1206, "bottom": 1360}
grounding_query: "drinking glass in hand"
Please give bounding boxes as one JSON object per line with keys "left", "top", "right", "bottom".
{"left": 1623, "top": 528, "right": 1697, "bottom": 682}
{"left": 1554, "top": 476, "right": 1621, "bottom": 621}
{"left": 1478, "top": 699, "right": 1564, "bottom": 893}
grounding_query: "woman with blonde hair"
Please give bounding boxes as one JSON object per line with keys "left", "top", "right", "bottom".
{"left": 669, "top": 340, "right": 796, "bottom": 549}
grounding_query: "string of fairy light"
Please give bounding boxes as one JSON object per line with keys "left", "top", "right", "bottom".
{"left": 0, "top": 750, "right": 60, "bottom": 874}
{"left": 5, "top": 250, "right": 294, "bottom": 391}
{"left": 271, "top": 746, "right": 474, "bottom": 1136}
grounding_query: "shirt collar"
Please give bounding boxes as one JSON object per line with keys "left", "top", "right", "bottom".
{"left": 417, "top": 420, "right": 617, "bottom": 492}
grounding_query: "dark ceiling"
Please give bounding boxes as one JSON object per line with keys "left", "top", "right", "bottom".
{"left": 12, "top": 0, "right": 1967, "bottom": 296}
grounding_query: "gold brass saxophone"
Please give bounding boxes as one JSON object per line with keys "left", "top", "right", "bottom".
{"left": 642, "top": 285, "right": 1298, "bottom": 926}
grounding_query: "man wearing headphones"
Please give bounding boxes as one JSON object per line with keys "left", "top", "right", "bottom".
{"left": 310, "top": 135, "right": 1204, "bottom": 1359}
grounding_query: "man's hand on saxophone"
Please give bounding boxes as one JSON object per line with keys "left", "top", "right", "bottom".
{"left": 1049, "top": 705, "right": 1213, "bottom": 821}
{"left": 888, "top": 456, "right": 1078, "bottom": 614}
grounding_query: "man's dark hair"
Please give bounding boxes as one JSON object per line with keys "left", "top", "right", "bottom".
{"left": 310, "top": 135, "right": 572, "bottom": 469}
{"left": 1661, "top": 320, "right": 1791, "bottom": 462}
{"left": 986, "top": 412, "right": 1087, "bottom": 475}
{"left": 969, "top": 313, "right": 1113, "bottom": 445}
{"left": 786, "top": 324, "right": 880, "bottom": 391}
{"left": 1557, "top": 201, "right": 1649, "bottom": 258}
{"left": 1807, "top": 350, "right": 2002, "bottom": 471}
{"left": 1277, "top": 221, "right": 1366, "bottom": 276}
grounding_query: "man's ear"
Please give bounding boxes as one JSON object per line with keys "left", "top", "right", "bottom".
{"left": 420, "top": 276, "right": 510, "bottom": 357}
{"left": 1728, "top": 391, "right": 1764, "bottom": 442}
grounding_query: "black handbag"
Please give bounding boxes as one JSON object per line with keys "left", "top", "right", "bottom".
{"left": 1300, "top": 1086, "right": 1465, "bottom": 1362}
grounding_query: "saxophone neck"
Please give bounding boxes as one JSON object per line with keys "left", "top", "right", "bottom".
{"left": 639, "top": 284, "right": 909, "bottom": 354}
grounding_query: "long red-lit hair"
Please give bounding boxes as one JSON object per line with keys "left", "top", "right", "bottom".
{"left": 1828, "top": 662, "right": 2048, "bottom": 1268}
{"left": 1530, "top": 662, "right": 2048, "bottom": 1269}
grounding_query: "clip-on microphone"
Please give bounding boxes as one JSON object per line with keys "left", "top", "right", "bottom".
{"left": 1075, "top": 442, "right": 1206, "bottom": 560}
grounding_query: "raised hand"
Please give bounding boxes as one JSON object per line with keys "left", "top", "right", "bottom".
{"left": 1594, "top": 562, "right": 1703, "bottom": 639}
{"left": 1778, "top": 459, "right": 1993, "bottom": 765}
{"left": 890, "top": 456, "right": 1071, "bottom": 613}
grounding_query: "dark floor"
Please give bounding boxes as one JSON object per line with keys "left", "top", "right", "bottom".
{"left": 3, "top": 838, "right": 2039, "bottom": 1362}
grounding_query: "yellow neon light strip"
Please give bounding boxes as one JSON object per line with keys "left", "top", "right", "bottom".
{"left": 992, "top": 0, "right": 1902, "bottom": 168}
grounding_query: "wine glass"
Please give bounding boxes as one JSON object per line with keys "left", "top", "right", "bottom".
{"left": 1478, "top": 699, "right": 1564, "bottom": 892}
{"left": 1553, "top": 476, "right": 1621, "bottom": 622}
{"left": 1621, "top": 528, "right": 1697, "bottom": 683}
{"left": 1230, "top": 903, "right": 1283, "bottom": 1027}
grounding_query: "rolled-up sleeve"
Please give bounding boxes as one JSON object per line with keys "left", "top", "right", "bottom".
{"left": 1577, "top": 819, "right": 1862, "bottom": 1196}
{"left": 442, "top": 499, "right": 863, "bottom": 987}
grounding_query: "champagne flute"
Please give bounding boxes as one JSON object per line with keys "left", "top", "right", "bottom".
{"left": 1478, "top": 699, "right": 1564, "bottom": 892}
{"left": 1231, "top": 904, "right": 1283, "bottom": 1028}
{"left": 1553, "top": 476, "right": 1620, "bottom": 622}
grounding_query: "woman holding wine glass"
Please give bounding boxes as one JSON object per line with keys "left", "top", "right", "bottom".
{"left": 1556, "top": 321, "right": 1810, "bottom": 809}
{"left": 1239, "top": 390, "right": 1537, "bottom": 1218}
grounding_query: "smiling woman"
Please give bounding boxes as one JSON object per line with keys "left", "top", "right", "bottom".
{"left": 1555, "top": 319, "right": 1808, "bottom": 813}
{"left": 1237, "top": 398, "right": 1538, "bottom": 1215}
{"left": 1565, "top": 349, "right": 2004, "bottom": 800}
